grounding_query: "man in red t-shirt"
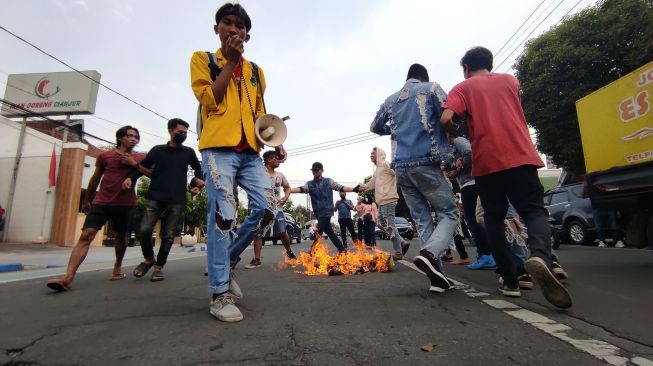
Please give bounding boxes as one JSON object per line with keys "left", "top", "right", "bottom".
{"left": 47, "top": 126, "right": 148, "bottom": 292}
{"left": 440, "top": 46, "right": 571, "bottom": 309}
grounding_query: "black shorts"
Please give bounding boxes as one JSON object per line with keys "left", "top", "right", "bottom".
{"left": 83, "top": 204, "right": 134, "bottom": 234}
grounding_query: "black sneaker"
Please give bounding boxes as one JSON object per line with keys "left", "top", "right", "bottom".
{"left": 413, "top": 250, "right": 451, "bottom": 293}
{"left": 286, "top": 250, "right": 297, "bottom": 260}
{"left": 551, "top": 261, "right": 568, "bottom": 280}
{"left": 518, "top": 274, "right": 533, "bottom": 290}
{"left": 244, "top": 258, "right": 262, "bottom": 269}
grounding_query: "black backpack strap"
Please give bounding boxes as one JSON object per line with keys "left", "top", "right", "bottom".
{"left": 197, "top": 51, "right": 222, "bottom": 139}
{"left": 206, "top": 51, "right": 221, "bottom": 82}
{"left": 249, "top": 61, "right": 266, "bottom": 113}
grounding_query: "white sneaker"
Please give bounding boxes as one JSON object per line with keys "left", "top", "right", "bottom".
{"left": 229, "top": 270, "right": 243, "bottom": 299}
{"left": 597, "top": 241, "right": 607, "bottom": 248}
{"left": 615, "top": 240, "right": 625, "bottom": 248}
{"left": 210, "top": 293, "right": 243, "bottom": 322}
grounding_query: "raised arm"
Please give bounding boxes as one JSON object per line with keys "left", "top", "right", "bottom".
{"left": 290, "top": 182, "right": 309, "bottom": 194}
{"left": 329, "top": 179, "right": 360, "bottom": 194}
{"left": 370, "top": 102, "right": 392, "bottom": 136}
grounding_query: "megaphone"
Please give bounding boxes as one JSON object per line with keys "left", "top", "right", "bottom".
{"left": 254, "top": 114, "right": 288, "bottom": 147}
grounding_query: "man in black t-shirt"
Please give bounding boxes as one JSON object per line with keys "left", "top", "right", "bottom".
{"left": 124, "top": 118, "right": 204, "bottom": 282}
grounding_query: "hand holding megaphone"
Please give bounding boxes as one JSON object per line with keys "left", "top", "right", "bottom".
{"left": 255, "top": 114, "right": 289, "bottom": 147}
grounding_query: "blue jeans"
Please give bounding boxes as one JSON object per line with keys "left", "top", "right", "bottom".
{"left": 202, "top": 150, "right": 271, "bottom": 295}
{"left": 378, "top": 202, "right": 406, "bottom": 253}
{"left": 395, "top": 164, "right": 457, "bottom": 259}
{"left": 592, "top": 209, "right": 622, "bottom": 241}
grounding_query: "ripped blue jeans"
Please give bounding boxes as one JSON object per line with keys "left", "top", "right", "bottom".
{"left": 202, "top": 149, "right": 271, "bottom": 295}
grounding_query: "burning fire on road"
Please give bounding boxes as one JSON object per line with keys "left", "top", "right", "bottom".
{"left": 280, "top": 237, "right": 395, "bottom": 276}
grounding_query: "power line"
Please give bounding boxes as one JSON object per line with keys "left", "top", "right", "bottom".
{"left": 494, "top": 0, "right": 561, "bottom": 68}
{"left": 285, "top": 131, "right": 374, "bottom": 152}
{"left": 555, "top": 0, "right": 583, "bottom": 26}
{"left": 494, "top": 0, "right": 567, "bottom": 72}
{"left": 0, "top": 25, "right": 197, "bottom": 133}
{"left": 494, "top": 0, "right": 547, "bottom": 59}
{"left": 287, "top": 134, "right": 378, "bottom": 154}
{"left": 503, "top": 0, "right": 584, "bottom": 74}
{"left": 287, "top": 135, "right": 382, "bottom": 157}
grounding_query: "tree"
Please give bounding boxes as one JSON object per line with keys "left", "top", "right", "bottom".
{"left": 361, "top": 175, "right": 375, "bottom": 201}
{"left": 514, "top": 0, "right": 653, "bottom": 174}
{"left": 184, "top": 189, "right": 207, "bottom": 235}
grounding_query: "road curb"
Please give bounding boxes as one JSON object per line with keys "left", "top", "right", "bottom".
{"left": 0, "top": 263, "right": 23, "bottom": 273}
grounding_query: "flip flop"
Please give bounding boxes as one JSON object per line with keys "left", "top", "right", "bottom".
{"left": 110, "top": 273, "right": 126, "bottom": 281}
{"left": 46, "top": 278, "right": 71, "bottom": 292}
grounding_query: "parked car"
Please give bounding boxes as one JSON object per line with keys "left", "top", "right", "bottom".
{"left": 264, "top": 212, "right": 302, "bottom": 245}
{"left": 544, "top": 184, "right": 595, "bottom": 245}
{"left": 374, "top": 216, "right": 415, "bottom": 241}
{"left": 301, "top": 220, "right": 328, "bottom": 241}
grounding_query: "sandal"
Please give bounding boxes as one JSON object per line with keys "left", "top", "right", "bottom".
{"left": 46, "top": 278, "right": 71, "bottom": 292}
{"left": 150, "top": 266, "right": 164, "bottom": 282}
{"left": 133, "top": 261, "right": 154, "bottom": 278}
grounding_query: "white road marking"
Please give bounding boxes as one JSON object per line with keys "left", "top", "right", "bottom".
{"left": 400, "top": 259, "right": 652, "bottom": 366}
{"left": 482, "top": 299, "right": 520, "bottom": 309}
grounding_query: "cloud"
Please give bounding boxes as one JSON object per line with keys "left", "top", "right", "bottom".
{"left": 50, "top": 0, "right": 65, "bottom": 9}
{"left": 74, "top": 0, "right": 88, "bottom": 10}
{"left": 112, "top": 5, "right": 134, "bottom": 24}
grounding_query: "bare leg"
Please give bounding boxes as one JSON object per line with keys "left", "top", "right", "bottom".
{"left": 252, "top": 236, "right": 263, "bottom": 260}
{"left": 280, "top": 232, "right": 292, "bottom": 253}
{"left": 56, "top": 228, "right": 99, "bottom": 286}
{"left": 113, "top": 232, "right": 128, "bottom": 276}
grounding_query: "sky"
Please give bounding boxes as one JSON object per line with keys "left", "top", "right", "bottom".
{"left": 0, "top": 0, "right": 599, "bottom": 207}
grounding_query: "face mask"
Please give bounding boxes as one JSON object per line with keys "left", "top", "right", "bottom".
{"left": 173, "top": 133, "right": 186, "bottom": 144}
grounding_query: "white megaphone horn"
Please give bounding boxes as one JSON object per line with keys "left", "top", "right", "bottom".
{"left": 254, "top": 114, "right": 289, "bottom": 147}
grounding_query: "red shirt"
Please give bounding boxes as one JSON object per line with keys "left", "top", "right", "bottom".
{"left": 92, "top": 150, "right": 145, "bottom": 206}
{"left": 443, "top": 73, "right": 543, "bottom": 176}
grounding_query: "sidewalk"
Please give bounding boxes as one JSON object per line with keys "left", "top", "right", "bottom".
{"left": 0, "top": 242, "right": 207, "bottom": 283}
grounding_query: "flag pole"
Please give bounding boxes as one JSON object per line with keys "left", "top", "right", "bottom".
{"left": 33, "top": 145, "right": 57, "bottom": 244}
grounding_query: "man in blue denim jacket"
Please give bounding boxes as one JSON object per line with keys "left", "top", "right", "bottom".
{"left": 370, "top": 64, "right": 457, "bottom": 293}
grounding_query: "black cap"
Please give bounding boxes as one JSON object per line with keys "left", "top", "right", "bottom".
{"left": 310, "top": 162, "right": 323, "bottom": 171}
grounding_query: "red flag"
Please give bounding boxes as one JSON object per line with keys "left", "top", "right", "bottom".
{"left": 48, "top": 146, "right": 57, "bottom": 188}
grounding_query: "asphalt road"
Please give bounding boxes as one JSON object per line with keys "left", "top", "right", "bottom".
{"left": 0, "top": 239, "right": 651, "bottom": 366}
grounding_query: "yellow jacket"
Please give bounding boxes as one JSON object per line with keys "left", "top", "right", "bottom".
{"left": 190, "top": 49, "right": 266, "bottom": 151}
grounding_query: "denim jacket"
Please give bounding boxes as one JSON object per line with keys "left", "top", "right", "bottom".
{"left": 300, "top": 177, "right": 343, "bottom": 218}
{"left": 370, "top": 79, "right": 452, "bottom": 168}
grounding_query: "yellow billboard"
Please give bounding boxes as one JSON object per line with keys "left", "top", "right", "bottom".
{"left": 576, "top": 61, "right": 653, "bottom": 174}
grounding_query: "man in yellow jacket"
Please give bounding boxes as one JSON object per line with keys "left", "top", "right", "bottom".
{"left": 190, "top": 2, "right": 285, "bottom": 323}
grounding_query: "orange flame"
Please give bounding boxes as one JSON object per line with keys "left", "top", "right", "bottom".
{"left": 280, "top": 237, "right": 394, "bottom": 276}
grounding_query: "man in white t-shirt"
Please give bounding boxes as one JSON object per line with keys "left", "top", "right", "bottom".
{"left": 245, "top": 150, "right": 296, "bottom": 268}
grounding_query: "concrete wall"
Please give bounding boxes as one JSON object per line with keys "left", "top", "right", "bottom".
{"left": 0, "top": 116, "right": 96, "bottom": 243}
